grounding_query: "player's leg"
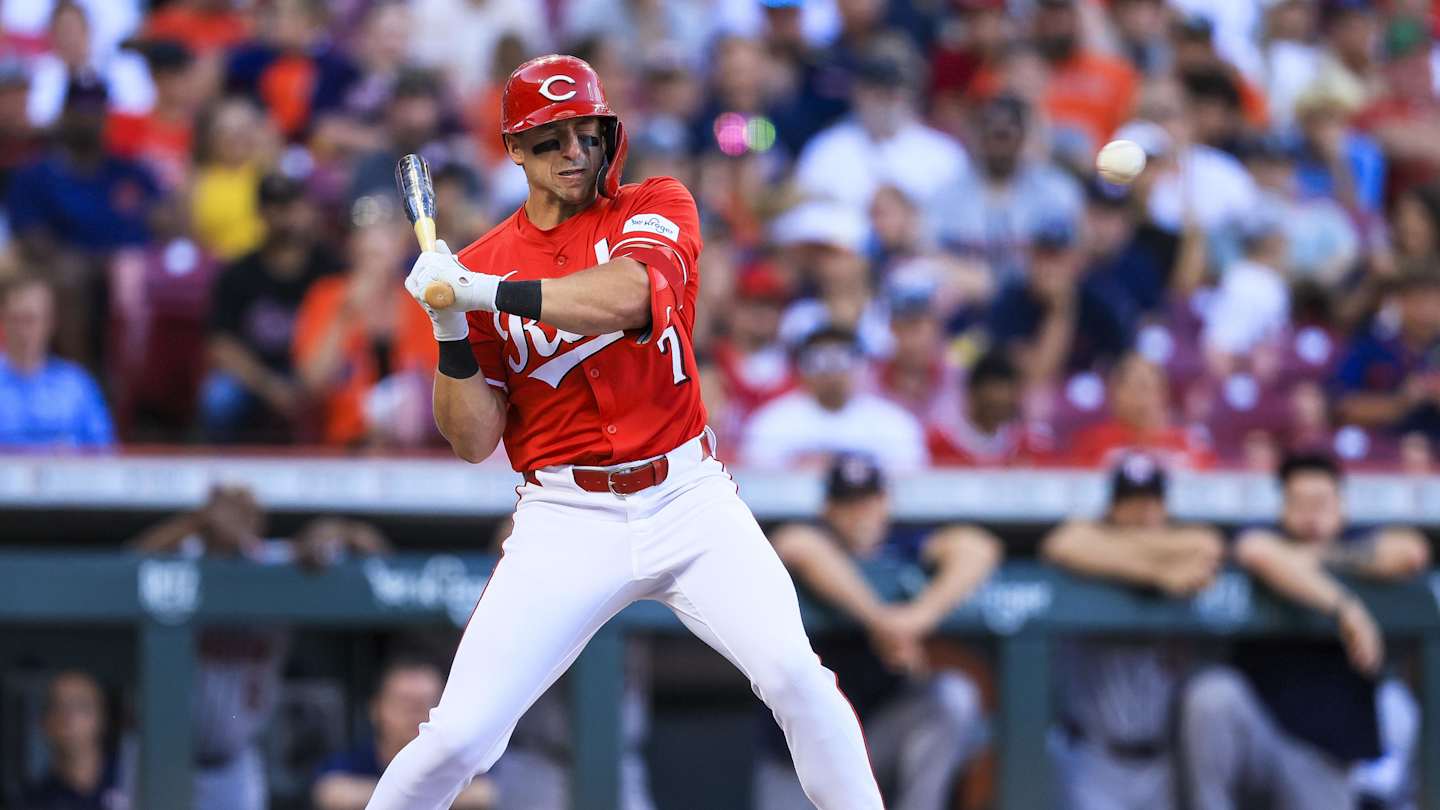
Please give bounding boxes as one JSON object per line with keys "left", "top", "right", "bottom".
{"left": 1176, "top": 667, "right": 1282, "bottom": 810}
{"left": 652, "top": 477, "right": 885, "bottom": 810}
{"left": 366, "top": 498, "right": 647, "bottom": 810}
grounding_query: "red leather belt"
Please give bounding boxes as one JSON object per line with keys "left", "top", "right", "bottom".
{"left": 524, "top": 433, "right": 713, "bottom": 495}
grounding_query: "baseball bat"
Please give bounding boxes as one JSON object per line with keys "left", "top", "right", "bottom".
{"left": 394, "top": 154, "right": 455, "bottom": 309}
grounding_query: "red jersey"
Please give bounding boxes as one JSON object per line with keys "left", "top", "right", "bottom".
{"left": 457, "top": 177, "right": 707, "bottom": 471}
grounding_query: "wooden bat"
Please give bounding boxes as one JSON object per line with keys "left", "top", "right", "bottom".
{"left": 394, "top": 153, "right": 455, "bottom": 309}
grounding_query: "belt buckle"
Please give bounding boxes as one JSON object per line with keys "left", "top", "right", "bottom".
{"left": 606, "top": 462, "right": 647, "bottom": 495}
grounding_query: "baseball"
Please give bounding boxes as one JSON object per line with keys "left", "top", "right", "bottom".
{"left": 1096, "top": 139, "right": 1147, "bottom": 185}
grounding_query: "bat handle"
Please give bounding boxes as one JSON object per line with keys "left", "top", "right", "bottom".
{"left": 424, "top": 281, "right": 456, "bottom": 309}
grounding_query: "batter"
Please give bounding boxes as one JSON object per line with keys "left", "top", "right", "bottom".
{"left": 365, "top": 55, "right": 885, "bottom": 810}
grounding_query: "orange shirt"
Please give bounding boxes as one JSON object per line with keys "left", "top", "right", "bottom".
{"left": 1044, "top": 52, "right": 1139, "bottom": 152}
{"left": 106, "top": 112, "right": 192, "bottom": 190}
{"left": 292, "top": 277, "right": 437, "bottom": 446}
{"left": 145, "top": 8, "right": 252, "bottom": 53}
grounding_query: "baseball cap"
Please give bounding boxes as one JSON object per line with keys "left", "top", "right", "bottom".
{"left": 62, "top": 74, "right": 108, "bottom": 113}
{"left": 886, "top": 265, "right": 939, "bottom": 316}
{"left": 825, "top": 453, "right": 887, "bottom": 502}
{"left": 142, "top": 39, "right": 195, "bottom": 75}
{"left": 736, "top": 262, "right": 789, "bottom": 302}
{"left": 770, "top": 200, "right": 869, "bottom": 254}
{"left": 1175, "top": 14, "right": 1215, "bottom": 41}
{"left": 1109, "top": 452, "right": 1168, "bottom": 504}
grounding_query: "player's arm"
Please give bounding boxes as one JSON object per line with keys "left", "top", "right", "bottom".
{"left": 311, "top": 774, "right": 380, "bottom": 810}
{"left": 1319, "top": 527, "right": 1431, "bottom": 581}
{"left": 771, "top": 523, "right": 888, "bottom": 627}
{"left": 905, "top": 525, "right": 1002, "bottom": 633}
{"left": 535, "top": 256, "right": 651, "bottom": 334}
{"left": 434, "top": 371, "right": 507, "bottom": 463}
{"left": 1041, "top": 521, "right": 1224, "bottom": 596}
{"left": 1234, "top": 528, "right": 1383, "bottom": 674}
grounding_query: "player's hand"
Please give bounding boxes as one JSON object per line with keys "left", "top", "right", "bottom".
{"left": 866, "top": 605, "right": 930, "bottom": 676}
{"left": 406, "top": 240, "right": 478, "bottom": 341}
{"left": 406, "top": 239, "right": 502, "bottom": 314}
{"left": 1337, "top": 597, "right": 1384, "bottom": 676}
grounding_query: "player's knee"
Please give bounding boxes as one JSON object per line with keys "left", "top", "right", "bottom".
{"left": 1181, "top": 668, "right": 1245, "bottom": 731}
{"left": 931, "top": 672, "right": 982, "bottom": 733}
{"left": 417, "top": 718, "right": 495, "bottom": 777}
{"left": 753, "top": 652, "right": 832, "bottom": 708}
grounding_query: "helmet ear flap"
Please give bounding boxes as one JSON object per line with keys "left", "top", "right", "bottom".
{"left": 598, "top": 118, "right": 628, "bottom": 198}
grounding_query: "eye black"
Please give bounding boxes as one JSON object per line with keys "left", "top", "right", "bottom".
{"left": 532, "top": 139, "right": 561, "bottom": 154}
{"left": 580, "top": 134, "right": 603, "bottom": 150}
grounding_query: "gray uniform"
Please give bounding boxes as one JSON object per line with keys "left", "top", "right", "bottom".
{"left": 191, "top": 627, "right": 288, "bottom": 810}
{"left": 1053, "top": 639, "right": 1183, "bottom": 810}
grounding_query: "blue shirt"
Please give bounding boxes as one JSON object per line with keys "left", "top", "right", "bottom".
{"left": 1295, "top": 133, "right": 1387, "bottom": 214}
{"left": 1332, "top": 325, "right": 1440, "bottom": 438}
{"left": 0, "top": 356, "right": 115, "bottom": 447}
{"left": 316, "top": 740, "right": 382, "bottom": 779}
{"left": 6, "top": 155, "right": 158, "bottom": 251}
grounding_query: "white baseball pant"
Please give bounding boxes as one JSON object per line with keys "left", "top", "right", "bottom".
{"left": 366, "top": 432, "right": 885, "bottom": 810}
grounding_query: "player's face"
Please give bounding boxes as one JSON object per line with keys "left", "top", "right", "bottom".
{"left": 44, "top": 673, "right": 104, "bottom": 750}
{"left": 508, "top": 118, "right": 606, "bottom": 207}
{"left": 828, "top": 494, "right": 891, "bottom": 556}
{"left": 372, "top": 667, "right": 443, "bottom": 748}
{"left": 1107, "top": 494, "right": 1167, "bottom": 529}
{"left": 1282, "top": 471, "right": 1345, "bottom": 545}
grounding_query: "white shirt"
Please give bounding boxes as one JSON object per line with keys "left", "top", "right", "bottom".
{"left": 1264, "top": 40, "right": 1322, "bottom": 128}
{"left": 1203, "top": 258, "right": 1289, "bottom": 355}
{"left": 742, "top": 390, "right": 929, "bottom": 472}
{"left": 794, "top": 118, "right": 968, "bottom": 212}
{"left": 1147, "top": 144, "right": 1259, "bottom": 233}
{"left": 26, "top": 50, "right": 154, "bottom": 127}
{"left": 3, "top": 0, "right": 142, "bottom": 62}
{"left": 409, "top": 0, "right": 550, "bottom": 96}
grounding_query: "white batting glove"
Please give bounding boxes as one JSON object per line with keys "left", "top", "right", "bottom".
{"left": 404, "top": 239, "right": 502, "bottom": 341}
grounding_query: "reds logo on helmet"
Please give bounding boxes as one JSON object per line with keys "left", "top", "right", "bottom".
{"left": 501, "top": 55, "right": 629, "bottom": 198}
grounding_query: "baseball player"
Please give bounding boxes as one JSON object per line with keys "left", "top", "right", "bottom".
{"left": 365, "top": 55, "right": 885, "bottom": 810}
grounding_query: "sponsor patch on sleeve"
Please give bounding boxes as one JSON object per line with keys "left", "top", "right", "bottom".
{"left": 623, "top": 213, "right": 680, "bottom": 241}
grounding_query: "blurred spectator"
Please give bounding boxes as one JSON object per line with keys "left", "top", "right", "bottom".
{"left": 1111, "top": 0, "right": 1170, "bottom": 77}
{"left": 1180, "top": 453, "right": 1429, "bottom": 809}
{"left": 1333, "top": 268, "right": 1440, "bottom": 444}
{"left": 1241, "top": 133, "right": 1360, "bottom": 285}
{"left": 21, "top": 670, "right": 131, "bottom": 810}
{"left": 1353, "top": 16, "right": 1440, "bottom": 203}
{"left": 105, "top": 40, "right": 205, "bottom": 192}
{"left": 933, "top": 93, "right": 1084, "bottom": 284}
{"left": 1178, "top": 67, "right": 1249, "bottom": 158}
{"left": 760, "top": 453, "right": 996, "bottom": 810}
{"left": 986, "top": 219, "right": 1134, "bottom": 386}
{"left": 1307, "top": 0, "right": 1383, "bottom": 117}
{"left": 927, "top": 0, "right": 1011, "bottom": 139}
{"left": 202, "top": 173, "right": 338, "bottom": 444}
{"left": 793, "top": 39, "right": 967, "bottom": 214}
{"left": 875, "top": 272, "right": 960, "bottom": 423}
{"left": 1033, "top": 0, "right": 1139, "bottom": 163}
{"left": 1171, "top": 15, "right": 1270, "bottom": 132}
{"left": 224, "top": 0, "right": 358, "bottom": 141}
{"left": 347, "top": 68, "right": 454, "bottom": 205}
{"left": 407, "top": 0, "right": 545, "bottom": 98}
{"left": 131, "top": 484, "right": 390, "bottom": 810}
{"left": 310, "top": 1, "right": 423, "bottom": 163}
{"left": 563, "top": 0, "right": 714, "bottom": 65}
{"left": 190, "top": 96, "right": 276, "bottom": 261}
{"left": 0, "top": 275, "right": 114, "bottom": 448}
{"left": 710, "top": 262, "right": 796, "bottom": 438}
{"left": 1070, "top": 352, "right": 1213, "bottom": 468}
{"left": 26, "top": 1, "right": 153, "bottom": 129}
{"left": 1042, "top": 454, "right": 1223, "bottom": 810}
{"left": 742, "top": 326, "right": 928, "bottom": 471}
{"left": 1125, "top": 88, "right": 1260, "bottom": 235}
{"left": 1202, "top": 207, "right": 1291, "bottom": 372}
{"left": 1260, "top": 0, "right": 1323, "bottom": 129}
{"left": 292, "top": 204, "right": 436, "bottom": 448}
{"left": 773, "top": 201, "right": 893, "bottom": 355}
{"left": 1086, "top": 173, "right": 1207, "bottom": 319}
{"left": 0, "top": 60, "right": 43, "bottom": 200}
{"left": 1293, "top": 81, "right": 1386, "bottom": 222}
{"left": 143, "top": 0, "right": 252, "bottom": 55}
{"left": 927, "top": 349, "right": 1050, "bottom": 466}
{"left": 312, "top": 657, "right": 494, "bottom": 810}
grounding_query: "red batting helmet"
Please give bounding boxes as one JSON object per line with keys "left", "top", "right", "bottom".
{"left": 501, "top": 54, "right": 629, "bottom": 198}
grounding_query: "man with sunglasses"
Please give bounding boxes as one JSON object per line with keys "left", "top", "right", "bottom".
{"left": 366, "top": 55, "right": 886, "bottom": 810}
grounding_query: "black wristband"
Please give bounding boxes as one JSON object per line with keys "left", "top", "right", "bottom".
{"left": 437, "top": 338, "right": 480, "bottom": 379}
{"left": 496, "top": 279, "right": 542, "bottom": 321}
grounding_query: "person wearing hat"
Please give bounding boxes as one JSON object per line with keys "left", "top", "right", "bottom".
{"left": 1179, "top": 452, "right": 1429, "bottom": 810}
{"left": 25, "top": 1, "right": 154, "bottom": 130}
{"left": 793, "top": 37, "right": 968, "bottom": 215}
{"left": 757, "top": 452, "right": 999, "bottom": 810}
{"left": 1334, "top": 268, "right": 1440, "bottom": 445}
{"left": 742, "top": 326, "right": 929, "bottom": 471}
{"left": 1042, "top": 452, "right": 1223, "bottom": 810}
{"left": 931, "top": 93, "right": 1084, "bottom": 284}
{"left": 1033, "top": 0, "right": 1139, "bottom": 161}
{"left": 985, "top": 217, "right": 1134, "bottom": 388}
{"left": 1200, "top": 196, "right": 1291, "bottom": 375}
{"left": 710, "top": 262, "right": 796, "bottom": 439}
{"left": 202, "top": 172, "right": 339, "bottom": 443}
{"left": 927, "top": 348, "right": 1051, "bottom": 466}
{"left": 105, "top": 39, "right": 203, "bottom": 191}
{"left": 1350, "top": 15, "right": 1440, "bottom": 204}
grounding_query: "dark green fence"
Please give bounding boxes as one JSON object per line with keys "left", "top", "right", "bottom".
{"left": 2, "top": 552, "right": 1437, "bottom": 810}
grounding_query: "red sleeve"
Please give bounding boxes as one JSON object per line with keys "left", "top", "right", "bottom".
{"left": 466, "top": 311, "right": 509, "bottom": 392}
{"left": 609, "top": 177, "right": 702, "bottom": 344}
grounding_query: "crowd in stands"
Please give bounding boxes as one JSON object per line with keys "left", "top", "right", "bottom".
{"left": 2, "top": 0, "right": 1440, "bottom": 471}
